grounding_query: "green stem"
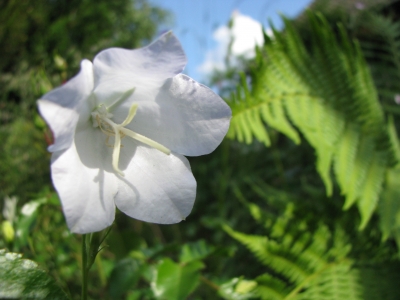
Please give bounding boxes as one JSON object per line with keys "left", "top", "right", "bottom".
{"left": 80, "top": 227, "right": 112, "bottom": 299}
{"left": 81, "top": 234, "right": 88, "bottom": 300}
{"left": 200, "top": 275, "right": 220, "bottom": 291}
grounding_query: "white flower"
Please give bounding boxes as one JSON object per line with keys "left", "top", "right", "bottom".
{"left": 37, "top": 32, "right": 231, "bottom": 234}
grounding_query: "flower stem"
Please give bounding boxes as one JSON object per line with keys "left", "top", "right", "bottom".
{"left": 80, "top": 227, "right": 112, "bottom": 299}
{"left": 81, "top": 234, "right": 89, "bottom": 300}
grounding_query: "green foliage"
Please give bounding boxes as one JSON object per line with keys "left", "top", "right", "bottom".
{"left": 379, "top": 165, "right": 400, "bottom": 244}
{"left": 0, "top": 189, "right": 82, "bottom": 297}
{"left": 356, "top": 9, "right": 400, "bottom": 105}
{"left": 1, "top": 1, "right": 400, "bottom": 299}
{"left": 108, "top": 257, "right": 142, "bottom": 299}
{"left": 0, "top": 0, "right": 168, "bottom": 73}
{"left": 223, "top": 198, "right": 400, "bottom": 300}
{"left": 0, "top": 249, "right": 69, "bottom": 299}
{"left": 0, "top": 188, "right": 226, "bottom": 299}
{"left": 218, "top": 277, "right": 258, "bottom": 300}
{"left": 0, "top": 118, "right": 50, "bottom": 200}
{"left": 152, "top": 258, "right": 204, "bottom": 300}
{"left": 15, "top": 197, "right": 47, "bottom": 249}
{"left": 227, "top": 13, "right": 400, "bottom": 233}
{"left": 179, "top": 239, "right": 215, "bottom": 263}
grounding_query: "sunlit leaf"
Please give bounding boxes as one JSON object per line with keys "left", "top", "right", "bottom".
{"left": 218, "top": 277, "right": 258, "bottom": 300}
{"left": 0, "top": 250, "right": 69, "bottom": 299}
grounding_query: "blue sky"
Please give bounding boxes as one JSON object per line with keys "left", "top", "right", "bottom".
{"left": 149, "top": 0, "right": 313, "bottom": 82}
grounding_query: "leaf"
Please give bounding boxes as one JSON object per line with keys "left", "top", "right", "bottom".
{"left": 152, "top": 258, "right": 204, "bottom": 300}
{"left": 227, "top": 13, "right": 396, "bottom": 230}
{"left": 255, "top": 273, "right": 289, "bottom": 300}
{"left": 108, "top": 257, "right": 142, "bottom": 299}
{"left": 295, "top": 263, "right": 400, "bottom": 300}
{"left": 379, "top": 166, "right": 400, "bottom": 240}
{"left": 179, "top": 240, "right": 215, "bottom": 263}
{"left": 0, "top": 249, "right": 69, "bottom": 299}
{"left": 224, "top": 225, "right": 310, "bottom": 284}
{"left": 359, "top": 13, "right": 400, "bottom": 105}
{"left": 357, "top": 151, "right": 386, "bottom": 229}
{"left": 218, "top": 277, "right": 258, "bottom": 300}
{"left": 15, "top": 198, "right": 47, "bottom": 248}
{"left": 224, "top": 209, "right": 400, "bottom": 300}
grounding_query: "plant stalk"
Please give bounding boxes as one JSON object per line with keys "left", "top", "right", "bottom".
{"left": 81, "top": 234, "right": 88, "bottom": 300}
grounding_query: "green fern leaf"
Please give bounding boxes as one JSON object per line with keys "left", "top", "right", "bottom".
{"left": 357, "top": 151, "right": 386, "bottom": 229}
{"left": 379, "top": 166, "right": 400, "bottom": 240}
{"left": 224, "top": 199, "right": 400, "bottom": 300}
{"left": 359, "top": 13, "right": 400, "bottom": 104}
{"left": 223, "top": 224, "right": 310, "bottom": 284}
{"left": 333, "top": 124, "right": 359, "bottom": 197}
{"left": 256, "top": 273, "right": 288, "bottom": 300}
{"left": 227, "top": 12, "right": 398, "bottom": 230}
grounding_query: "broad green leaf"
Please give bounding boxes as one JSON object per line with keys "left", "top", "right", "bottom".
{"left": 108, "top": 257, "right": 142, "bottom": 299}
{"left": 0, "top": 250, "right": 69, "bottom": 299}
{"left": 152, "top": 258, "right": 204, "bottom": 300}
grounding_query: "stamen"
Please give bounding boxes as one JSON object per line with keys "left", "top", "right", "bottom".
{"left": 120, "top": 128, "right": 171, "bottom": 155}
{"left": 112, "top": 129, "right": 124, "bottom": 176}
{"left": 120, "top": 104, "right": 138, "bottom": 127}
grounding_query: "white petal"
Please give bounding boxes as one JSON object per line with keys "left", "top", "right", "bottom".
{"left": 51, "top": 127, "right": 117, "bottom": 234}
{"left": 92, "top": 31, "right": 187, "bottom": 104}
{"left": 38, "top": 60, "right": 94, "bottom": 152}
{"left": 114, "top": 141, "right": 196, "bottom": 224}
{"left": 113, "top": 74, "right": 232, "bottom": 156}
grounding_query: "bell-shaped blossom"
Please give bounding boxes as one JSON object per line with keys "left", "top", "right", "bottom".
{"left": 38, "top": 32, "right": 231, "bottom": 234}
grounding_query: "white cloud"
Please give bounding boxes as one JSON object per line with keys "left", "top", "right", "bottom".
{"left": 197, "top": 11, "right": 266, "bottom": 77}
{"left": 230, "top": 11, "right": 265, "bottom": 57}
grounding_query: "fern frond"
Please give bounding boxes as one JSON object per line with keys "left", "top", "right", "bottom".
{"left": 223, "top": 224, "right": 310, "bottom": 284}
{"left": 295, "top": 263, "right": 400, "bottom": 300}
{"left": 359, "top": 12, "right": 400, "bottom": 103}
{"left": 224, "top": 201, "right": 400, "bottom": 300}
{"left": 227, "top": 13, "right": 399, "bottom": 230}
{"left": 294, "top": 263, "right": 359, "bottom": 300}
{"left": 379, "top": 166, "right": 400, "bottom": 241}
{"left": 224, "top": 221, "right": 358, "bottom": 300}
{"left": 256, "top": 273, "right": 289, "bottom": 300}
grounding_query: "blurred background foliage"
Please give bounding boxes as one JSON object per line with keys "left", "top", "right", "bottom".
{"left": 1, "top": 0, "right": 400, "bottom": 299}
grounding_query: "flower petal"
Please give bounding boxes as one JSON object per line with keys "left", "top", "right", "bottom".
{"left": 113, "top": 74, "right": 232, "bottom": 156}
{"left": 92, "top": 31, "right": 187, "bottom": 105}
{"left": 115, "top": 141, "right": 196, "bottom": 224}
{"left": 38, "top": 60, "right": 94, "bottom": 152}
{"left": 51, "top": 127, "right": 117, "bottom": 234}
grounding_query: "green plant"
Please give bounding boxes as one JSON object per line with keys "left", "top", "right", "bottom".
{"left": 227, "top": 13, "right": 400, "bottom": 238}
{"left": 223, "top": 182, "right": 400, "bottom": 300}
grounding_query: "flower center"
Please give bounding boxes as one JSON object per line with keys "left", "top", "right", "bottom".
{"left": 91, "top": 103, "right": 170, "bottom": 176}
